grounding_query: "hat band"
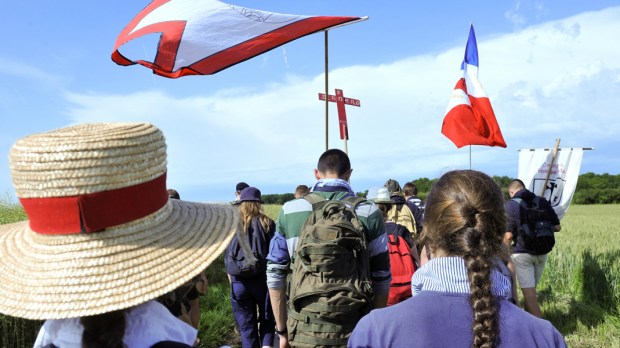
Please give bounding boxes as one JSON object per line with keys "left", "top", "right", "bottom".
{"left": 19, "top": 173, "right": 168, "bottom": 234}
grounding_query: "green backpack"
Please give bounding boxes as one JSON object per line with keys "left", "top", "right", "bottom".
{"left": 287, "top": 193, "right": 374, "bottom": 348}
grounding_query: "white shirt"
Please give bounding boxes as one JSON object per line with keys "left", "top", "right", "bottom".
{"left": 33, "top": 300, "right": 197, "bottom": 348}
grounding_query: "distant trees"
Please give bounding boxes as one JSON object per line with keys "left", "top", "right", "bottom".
{"left": 262, "top": 193, "right": 295, "bottom": 205}
{"left": 573, "top": 172, "right": 620, "bottom": 204}
{"left": 262, "top": 173, "right": 620, "bottom": 205}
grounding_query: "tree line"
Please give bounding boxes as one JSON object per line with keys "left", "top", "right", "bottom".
{"left": 261, "top": 172, "right": 620, "bottom": 205}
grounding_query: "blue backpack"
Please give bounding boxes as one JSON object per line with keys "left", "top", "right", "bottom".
{"left": 224, "top": 217, "right": 274, "bottom": 277}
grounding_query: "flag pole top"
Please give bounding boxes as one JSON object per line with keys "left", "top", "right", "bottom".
{"left": 323, "top": 16, "right": 369, "bottom": 31}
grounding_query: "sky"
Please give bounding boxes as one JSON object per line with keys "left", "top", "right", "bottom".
{"left": 1, "top": 0, "right": 619, "bottom": 203}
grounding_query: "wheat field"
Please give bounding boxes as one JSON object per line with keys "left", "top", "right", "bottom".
{"left": 0, "top": 202, "right": 618, "bottom": 347}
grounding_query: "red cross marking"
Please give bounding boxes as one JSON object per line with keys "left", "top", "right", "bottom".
{"left": 318, "top": 89, "right": 361, "bottom": 140}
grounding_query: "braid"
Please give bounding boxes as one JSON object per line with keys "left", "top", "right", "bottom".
{"left": 462, "top": 227, "right": 499, "bottom": 348}
{"left": 80, "top": 310, "right": 126, "bottom": 348}
{"left": 422, "top": 170, "right": 507, "bottom": 348}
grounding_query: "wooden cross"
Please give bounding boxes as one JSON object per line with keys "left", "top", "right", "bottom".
{"left": 318, "top": 88, "right": 361, "bottom": 154}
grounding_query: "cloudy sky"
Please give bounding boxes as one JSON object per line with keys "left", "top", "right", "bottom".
{"left": 1, "top": 0, "right": 618, "bottom": 203}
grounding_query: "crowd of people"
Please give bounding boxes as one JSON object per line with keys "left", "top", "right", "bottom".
{"left": 0, "top": 123, "right": 566, "bottom": 348}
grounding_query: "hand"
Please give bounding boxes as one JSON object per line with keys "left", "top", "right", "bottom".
{"left": 279, "top": 334, "right": 291, "bottom": 348}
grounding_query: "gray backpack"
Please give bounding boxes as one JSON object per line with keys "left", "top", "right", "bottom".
{"left": 287, "top": 193, "right": 374, "bottom": 347}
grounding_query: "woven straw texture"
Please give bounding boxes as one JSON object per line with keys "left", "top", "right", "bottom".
{"left": 0, "top": 123, "right": 240, "bottom": 320}
{"left": 10, "top": 123, "right": 166, "bottom": 198}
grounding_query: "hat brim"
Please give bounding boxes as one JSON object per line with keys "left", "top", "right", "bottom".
{"left": 371, "top": 198, "right": 393, "bottom": 204}
{"left": 0, "top": 199, "right": 239, "bottom": 320}
{"left": 234, "top": 199, "right": 263, "bottom": 204}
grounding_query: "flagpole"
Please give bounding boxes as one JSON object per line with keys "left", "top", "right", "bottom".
{"left": 540, "top": 138, "right": 561, "bottom": 196}
{"left": 343, "top": 126, "right": 348, "bottom": 155}
{"left": 324, "top": 30, "right": 329, "bottom": 151}
{"left": 469, "top": 145, "right": 472, "bottom": 169}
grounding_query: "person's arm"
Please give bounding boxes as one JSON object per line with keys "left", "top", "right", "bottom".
{"left": 499, "top": 238, "right": 518, "bottom": 304}
{"left": 541, "top": 197, "right": 561, "bottom": 232}
{"left": 372, "top": 292, "right": 389, "bottom": 309}
{"left": 503, "top": 232, "right": 513, "bottom": 250}
{"left": 508, "top": 260, "right": 519, "bottom": 304}
{"left": 269, "top": 287, "right": 290, "bottom": 348}
{"left": 188, "top": 298, "right": 201, "bottom": 329}
{"left": 364, "top": 206, "right": 391, "bottom": 308}
{"left": 266, "top": 210, "right": 292, "bottom": 347}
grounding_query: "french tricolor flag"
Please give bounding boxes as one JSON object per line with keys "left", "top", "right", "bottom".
{"left": 441, "top": 25, "right": 507, "bottom": 148}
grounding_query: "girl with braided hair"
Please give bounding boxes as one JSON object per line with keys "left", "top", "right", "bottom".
{"left": 349, "top": 170, "right": 566, "bottom": 348}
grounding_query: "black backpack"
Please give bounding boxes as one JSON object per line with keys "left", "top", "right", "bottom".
{"left": 512, "top": 197, "right": 555, "bottom": 255}
{"left": 224, "top": 217, "right": 274, "bottom": 277}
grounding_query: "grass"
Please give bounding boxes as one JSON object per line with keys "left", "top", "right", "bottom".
{"left": 0, "top": 195, "right": 26, "bottom": 225}
{"left": 1, "top": 200, "right": 619, "bottom": 347}
{"left": 198, "top": 255, "right": 238, "bottom": 348}
{"left": 0, "top": 199, "right": 42, "bottom": 347}
{"left": 538, "top": 204, "right": 620, "bottom": 348}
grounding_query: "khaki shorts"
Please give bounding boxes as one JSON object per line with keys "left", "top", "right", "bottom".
{"left": 511, "top": 253, "right": 547, "bottom": 289}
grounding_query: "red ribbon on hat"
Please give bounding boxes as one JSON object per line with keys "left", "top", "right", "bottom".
{"left": 19, "top": 173, "right": 168, "bottom": 234}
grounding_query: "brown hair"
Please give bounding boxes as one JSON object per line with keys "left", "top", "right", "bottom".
{"left": 420, "top": 170, "right": 506, "bottom": 348}
{"left": 376, "top": 203, "right": 393, "bottom": 220}
{"left": 295, "top": 184, "right": 310, "bottom": 198}
{"left": 80, "top": 310, "right": 126, "bottom": 348}
{"left": 239, "top": 200, "right": 273, "bottom": 235}
{"left": 403, "top": 182, "right": 418, "bottom": 196}
{"left": 508, "top": 179, "right": 525, "bottom": 192}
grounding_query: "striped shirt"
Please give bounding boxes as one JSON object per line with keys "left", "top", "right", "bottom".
{"left": 411, "top": 256, "right": 512, "bottom": 299}
{"left": 266, "top": 179, "right": 391, "bottom": 295}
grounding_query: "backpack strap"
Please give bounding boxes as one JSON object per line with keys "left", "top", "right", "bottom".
{"left": 510, "top": 197, "right": 527, "bottom": 225}
{"left": 341, "top": 195, "right": 365, "bottom": 209}
{"left": 304, "top": 192, "right": 364, "bottom": 209}
{"left": 303, "top": 192, "right": 326, "bottom": 205}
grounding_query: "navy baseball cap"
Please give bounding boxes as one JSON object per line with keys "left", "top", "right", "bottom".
{"left": 235, "top": 182, "right": 249, "bottom": 192}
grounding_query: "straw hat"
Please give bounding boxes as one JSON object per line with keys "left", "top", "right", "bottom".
{"left": 0, "top": 123, "right": 242, "bottom": 320}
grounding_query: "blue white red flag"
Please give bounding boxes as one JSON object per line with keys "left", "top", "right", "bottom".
{"left": 441, "top": 25, "right": 507, "bottom": 148}
{"left": 112, "top": 0, "right": 364, "bottom": 78}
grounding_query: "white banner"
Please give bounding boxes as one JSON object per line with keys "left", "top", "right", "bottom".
{"left": 517, "top": 148, "right": 584, "bottom": 220}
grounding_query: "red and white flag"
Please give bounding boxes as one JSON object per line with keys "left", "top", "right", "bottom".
{"left": 441, "top": 25, "right": 507, "bottom": 148}
{"left": 112, "top": 0, "right": 364, "bottom": 78}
